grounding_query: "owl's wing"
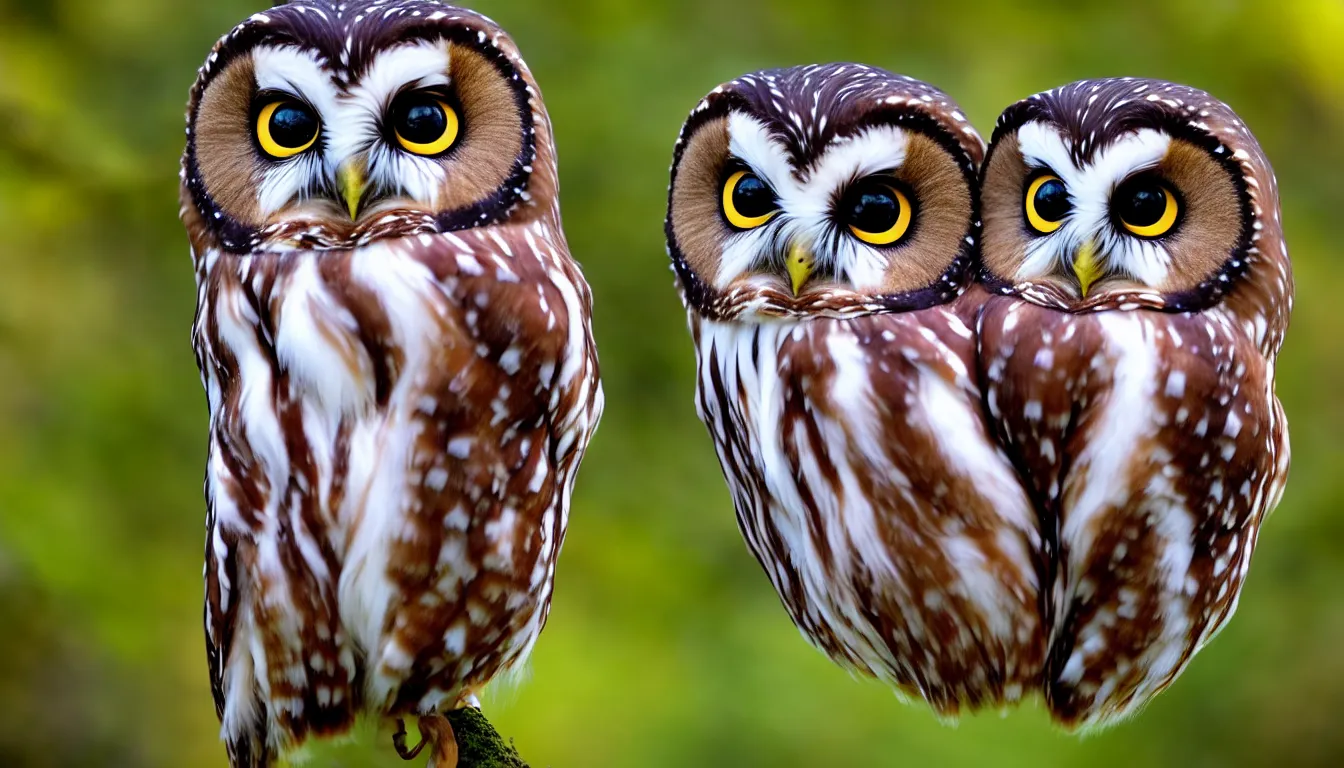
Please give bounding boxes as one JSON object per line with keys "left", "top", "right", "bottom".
{"left": 201, "top": 442, "right": 272, "bottom": 768}
{"left": 195, "top": 323, "right": 270, "bottom": 766}
{"left": 193, "top": 289, "right": 237, "bottom": 725}
{"left": 396, "top": 224, "right": 604, "bottom": 529}
{"left": 357, "top": 225, "right": 603, "bottom": 710}
{"left": 202, "top": 473, "right": 235, "bottom": 722}
{"left": 195, "top": 262, "right": 357, "bottom": 765}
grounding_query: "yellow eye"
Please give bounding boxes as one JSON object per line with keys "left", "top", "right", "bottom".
{"left": 722, "top": 170, "right": 778, "bottom": 229}
{"left": 845, "top": 180, "right": 912, "bottom": 246}
{"left": 1116, "top": 179, "right": 1180, "bottom": 238}
{"left": 1025, "top": 173, "right": 1070, "bottom": 234}
{"left": 256, "top": 100, "right": 320, "bottom": 159}
{"left": 392, "top": 94, "right": 460, "bottom": 156}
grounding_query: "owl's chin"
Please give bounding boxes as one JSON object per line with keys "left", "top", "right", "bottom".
{"left": 699, "top": 278, "right": 960, "bottom": 324}
{"left": 713, "top": 274, "right": 847, "bottom": 316}
{"left": 1008, "top": 276, "right": 1165, "bottom": 312}
{"left": 252, "top": 208, "right": 441, "bottom": 252}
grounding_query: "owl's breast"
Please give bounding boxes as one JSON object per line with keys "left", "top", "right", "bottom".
{"left": 267, "top": 244, "right": 437, "bottom": 419}
{"left": 199, "top": 231, "right": 597, "bottom": 718}
{"left": 692, "top": 309, "right": 1043, "bottom": 712}
{"left": 978, "top": 295, "right": 1289, "bottom": 726}
{"left": 979, "top": 296, "right": 1284, "bottom": 525}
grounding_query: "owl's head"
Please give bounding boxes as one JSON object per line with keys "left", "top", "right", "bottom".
{"left": 980, "top": 77, "right": 1290, "bottom": 319}
{"left": 181, "top": 1, "right": 555, "bottom": 254}
{"left": 666, "top": 65, "right": 985, "bottom": 321}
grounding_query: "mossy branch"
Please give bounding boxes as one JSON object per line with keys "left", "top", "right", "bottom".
{"left": 447, "top": 708, "right": 530, "bottom": 768}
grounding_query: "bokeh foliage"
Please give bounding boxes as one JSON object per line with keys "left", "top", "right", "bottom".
{"left": 1, "top": 0, "right": 1342, "bottom": 765}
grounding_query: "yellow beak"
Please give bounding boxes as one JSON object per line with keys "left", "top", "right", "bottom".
{"left": 1072, "top": 239, "right": 1103, "bottom": 298}
{"left": 786, "top": 241, "right": 815, "bottom": 296}
{"left": 336, "top": 157, "right": 369, "bottom": 220}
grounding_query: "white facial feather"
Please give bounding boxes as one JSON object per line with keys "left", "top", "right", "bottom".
{"left": 798, "top": 126, "right": 908, "bottom": 219}
{"left": 717, "top": 113, "right": 911, "bottom": 291}
{"left": 1016, "top": 121, "right": 1174, "bottom": 286}
{"left": 253, "top": 45, "right": 343, "bottom": 117}
{"left": 717, "top": 113, "right": 793, "bottom": 288}
{"left": 253, "top": 46, "right": 342, "bottom": 215}
{"left": 726, "top": 112, "right": 795, "bottom": 194}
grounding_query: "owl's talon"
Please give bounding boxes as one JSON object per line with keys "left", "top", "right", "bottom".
{"left": 418, "top": 714, "right": 458, "bottom": 768}
{"left": 392, "top": 718, "right": 427, "bottom": 761}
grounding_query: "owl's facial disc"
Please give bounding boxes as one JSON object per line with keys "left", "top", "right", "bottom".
{"left": 982, "top": 79, "right": 1260, "bottom": 311}
{"left": 697, "top": 114, "right": 961, "bottom": 300}
{"left": 185, "top": 7, "right": 541, "bottom": 253}
{"left": 668, "top": 66, "right": 983, "bottom": 321}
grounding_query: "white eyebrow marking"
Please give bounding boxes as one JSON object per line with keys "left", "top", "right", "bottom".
{"left": 253, "top": 45, "right": 341, "bottom": 120}
{"left": 726, "top": 112, "right": 794, "bottom": 192}
{"left": 791, "top": 126, "right": 909, "bottom": 220}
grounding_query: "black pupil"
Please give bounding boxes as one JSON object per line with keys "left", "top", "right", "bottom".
{"left": 398, "top": 97, "right": 448, "bottom": 145}
{"left": 1119, "top": 183, "right": 1167, "bottom": 227}
{"left": 1033, "top": 178, "right": 1070, "bottom": 222}
{"left": 731, "top": 173, "right": 775, "bottom": 219}
{"left": 850, "top": 184, "right": 900, "bottom": 233}
{"left": 270, "top": 103, "right": 317, "bottom": 148}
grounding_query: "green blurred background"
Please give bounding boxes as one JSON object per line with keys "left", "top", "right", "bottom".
{"left": 2, "top": 0, "right": 1342, "bottom": 765}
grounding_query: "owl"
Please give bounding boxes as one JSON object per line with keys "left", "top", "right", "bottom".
{"left": 665, "top": 65, "right": 1045, "bottom": 716}
{"left": 976, "top": 78, "right": 1292, "bottom": 728}
{"left": 180, "top": 3, "right": 602, "bottom": 766}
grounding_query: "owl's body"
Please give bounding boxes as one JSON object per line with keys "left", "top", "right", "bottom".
{"left": 977, "top": 78, "right": 1291, "bottom": 727}
{"left": 693, "top": 302, "right": 1042, "bottom": 711}
{"left": 670, "top": 66, "right": 1043, "bottom": 715}
{"left": 979, "top": 298, "right": 1286, "bottom": 724}
{"left": 182, "top": 3, "right": 601, "bottom": 765}
{"left": 192, "top": 227, "right": 598, "bottom": 763}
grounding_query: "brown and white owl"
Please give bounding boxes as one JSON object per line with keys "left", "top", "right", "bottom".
{"left": 976, "top": 78, "right": 1292, "bottom": 728}
{"left": 180, "top": 2, "right": 602, "bottom": 765}
{"left": 665, "top": 65, "right": 1045, "bottom": 716}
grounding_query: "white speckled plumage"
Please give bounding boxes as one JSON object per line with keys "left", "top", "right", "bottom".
{"left": 978, "top": 77, "right": 1292, "bottom": 729}
{"left": 183, "top": 4, "right": 601, "bottom": 766}
{"left": 669, "top": 65, "right": 1043, "bottom": 716}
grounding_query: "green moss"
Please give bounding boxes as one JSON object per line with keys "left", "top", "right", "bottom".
{"left": 447, "top": 708, "right": 530, "bottom": 768}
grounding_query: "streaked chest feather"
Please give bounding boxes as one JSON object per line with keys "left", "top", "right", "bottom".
{"left": 197, "top": 231, "right": 598, "bottom": 727}
{"left": 690, "top": 311, "right": 1043, "bottom": 709}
